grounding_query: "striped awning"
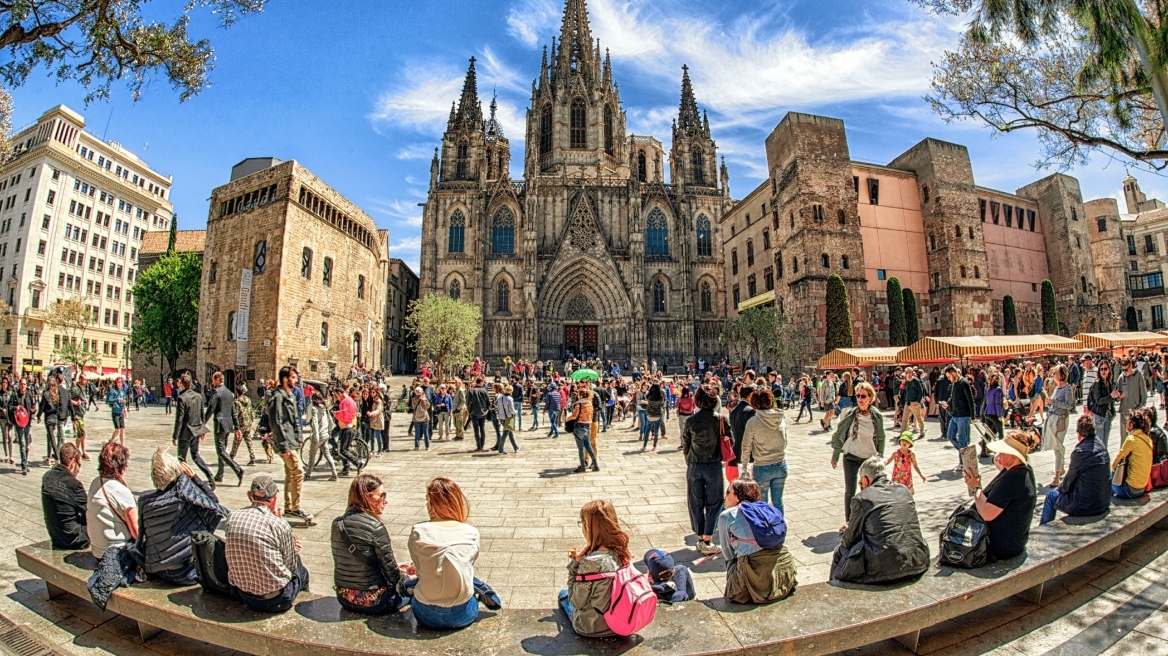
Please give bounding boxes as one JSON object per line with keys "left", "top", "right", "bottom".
{"left": 897, "top": 334, "right": 1083, "bottom": 364}
{"left": 817, "top": 347, "right": 905, "bottom": 369}
{"left": 1073, "top": 332, "right": 1168, "bottom": 349}
{"left": 737, "top": 289, "right": 775, "bottom": 312}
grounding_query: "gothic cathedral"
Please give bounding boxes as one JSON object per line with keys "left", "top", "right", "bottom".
{"left": 418, "top": 0, "right": 729, "bottom": 367}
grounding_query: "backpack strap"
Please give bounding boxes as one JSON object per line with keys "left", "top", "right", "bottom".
{"left": 574, "top": 572, "right": 617, "bottom": 582}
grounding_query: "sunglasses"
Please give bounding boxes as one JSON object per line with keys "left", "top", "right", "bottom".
{"left": 376, "top": 491, "right": 387, "bottom": 501}
{"left": 856, "top": 393, "right": 870, "bottom": 399}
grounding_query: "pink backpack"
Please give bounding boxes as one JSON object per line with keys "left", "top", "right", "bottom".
{"left": 576, "top": 564, "right": 658, "bottom": 636}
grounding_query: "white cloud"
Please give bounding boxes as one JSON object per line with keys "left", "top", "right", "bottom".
{"left": 366, "top": 198, "right": 424, "bottom": 227}
{"left": 506, "top": 0, "right": 560, "bottom": 47}
{"left": 389, "top": 235, "right": 422, "bottom": 273}
{"left": 396, "top": 143, "right": 435, "bottom": 160}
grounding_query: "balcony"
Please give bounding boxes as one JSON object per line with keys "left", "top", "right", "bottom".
{"left": 1131, "top": 286, "right": 1165, "bottom": 299}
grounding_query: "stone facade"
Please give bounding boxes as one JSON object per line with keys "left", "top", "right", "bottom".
{"left": 1084, "top": 198, "right": 1130, "bottom": 328}
{"left": 383, "top": 257, "right": 418, "bottom": 374}
{"left": 1100, "top": 176, "right": 1168, "bottom": 332}
{"left": 197, "top": 159, "right": 386, "bottom": 394}
{"left": 131, "top": 229, "right": 203, "bottom": 387}
{"left": 418, "top": 0, "right": 728, "bottom": 367}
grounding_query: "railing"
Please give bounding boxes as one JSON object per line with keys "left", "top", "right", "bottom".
{"left": 1131, "top": 286, "right": 1165, "bottom": 299}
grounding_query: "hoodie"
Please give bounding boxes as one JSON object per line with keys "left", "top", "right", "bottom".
{"left": 740, "top": 408, "right": 788, "bottom": 467}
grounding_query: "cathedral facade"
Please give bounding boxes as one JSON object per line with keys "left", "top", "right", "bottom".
{"left": 418, "top": 0, "right": 730, "bottom": 367}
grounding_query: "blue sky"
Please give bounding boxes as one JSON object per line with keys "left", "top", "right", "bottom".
{"left": 8, "top": 0, "right": 1167, "bottom": 274}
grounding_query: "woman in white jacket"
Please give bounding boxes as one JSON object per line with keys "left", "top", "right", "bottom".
{"left": 305, "top": 390, "right": 337, "bottom": 481}
{"left": 740, "top": 389, "right": 789, "bottom": 515}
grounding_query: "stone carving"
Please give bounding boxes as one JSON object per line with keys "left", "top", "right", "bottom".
{"left": 568, "top": 209, "right": 599, "bottom": 251}
{"left": 565, "top": 293, "right": 597, "bottom": 320}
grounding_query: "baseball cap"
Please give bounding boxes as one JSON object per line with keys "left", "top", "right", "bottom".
{"left": 249, "top": 475, "right": 278, "bottom": 500}
{"left": 643, "top": 549, "right": 675, "bottom": 581}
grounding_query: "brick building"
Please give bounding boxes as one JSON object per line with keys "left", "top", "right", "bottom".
{"left": 131, "top": 229, "right": 204, "bottom": 388}
{"left": 196, "top": 158, "right": 387, "bottom": 393}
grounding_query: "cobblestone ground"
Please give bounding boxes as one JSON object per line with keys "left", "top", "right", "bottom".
{"left": 0, "top": 386, "right": 1162, "bottom": 655}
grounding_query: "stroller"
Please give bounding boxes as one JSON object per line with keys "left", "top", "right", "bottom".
{"left": 1004, "top": 398, "right": 1043, "bottom": 450}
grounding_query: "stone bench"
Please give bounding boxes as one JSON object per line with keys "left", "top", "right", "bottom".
{"left": 16, "top": 488, "right": 1168, "bottom": 656}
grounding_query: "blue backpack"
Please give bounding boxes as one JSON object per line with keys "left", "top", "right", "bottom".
{"left": 737, "top": 502, "right": 787, "bottom": 549}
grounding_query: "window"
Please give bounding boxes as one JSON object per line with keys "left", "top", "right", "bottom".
{"left": 812, "top": 204, "right": 825, "bottom": 222}
{"left": 691, "top": 147, "right": 704, "bottom": 184}
{"left": 570, "top": 98, "right": 586, "bottom": 148}
{"left": 821, "top": 253, "right": 829, "bottom": 268}
{"left": 1146, "top": 234, "right": 1156, "bottom": 254}
{"left": 1081, "top": 276, "right": 1088, "bottom": 293}
{"left": 1098, "top": 218, "right": 1107, "bottom": 232}
{"left": 449, "top": 279, "right": 461, "bottom": 300}
{"left": 731, "top": 249, "right": 738, "bottom": 275}
{"left": 841, "top": 255, "right": 850, "bottom": 269}
{"left": 30, "top": 289, "right": 40, "bottom": 309}
{"left": 652, "top": 280, "right": 666, "bottom": 313}
{"left": 1075, "top": 235, "right": 1081, "bottom": 248}
{"left": 496, "top": 279, "right": 510, "bottom": 313}
{"left": 974, "top": 266, "right": 980, "bottom": 278}
{"left": 1128, "top": 235, "right": 1138, "bottom": 255}
{"left": 955, "top": 225, "right": 962, "bottom": 239}
{"left": 732, "top": 285, "right": 740, "bottom": 307}
{"left": 930, "top": 233, "right": 936, "bottom": 250}
{"left": 209, "top": 261, "right": 218, "bottom": 283}
{"left": 603, "top": 104, "right": 614, "bottom": 156}
{"left": 301, "top": 247, "right": 312, "bottom": 278}
{"left": 253, "top": 240, "right": 267, "bottom": 273}
{"left": 877, "top": 269, "right": 886, "bottom": 281}
{"left": 867, "top": 178, "right": 879, "bottom": 205}
{"left": 960, "top": 265, "right": 967, "bottom": 278}
{"left": 352, "top": 332, "right": 362, "bottom": 365}
{"left": 764, "top": 266, "right": 774, "bottom": 291}
{"left": 923, "top": 185, "right": 930, "bottom": 203}
{"left": 46, "top": 190, "right": 54, "bottom": 205}
{"left": 322, "top": 257, "right": 333, "bottom": 286}
{"left": 491, "top": 207, "right": 515, "bottom": 254}
{"left": 1155, "top": 305, "right": 1165, "bottom": 330}
{"left": 455, "top": 140, "right": 469, "bottom": 180}
{"left": 357, "top": 275, "right": 365, "bottom": 299}
{"left": 539, "top": 105, "right": 553, "bottom": 157}
{"left": 762, "top": 229, "right": 771, "bottom": 250}
{"left": 27, "top": 330, "right": 39, "bottom": 347}
{"left": 637, "top": 151, "right": 647, "bottom": 182}
{"left": 696, "top": 216, "right": 712, "bottom": 257}
{"left": 227, "top": 311, "right": 237, "bottom": 342}
{"left": 934, "top": 273, "right": 941, "bottom": 289}
{"left": 1071, "top": 207, "right": 1078, "bottom": 221}
{"left": 1032, "top": 282, "right": 1038, "bottom": 292}
{"left": 448, "top": 211, "right": 466, "bottom": 253}
{"left": 321, "top": 322, "right": 329, "bottom": 347}
{"left": 700, "top": 281, "right": 712, "bottom": 313}
{"left": 1129, "top": 271, "right": 1163, "bottom": 296}
{"left": 37, "top": 240, "right": 45, "bottom": 255}
{"left": 838, "top": 209, "right": 846, "bottom": 226}
{"left": 645, "top": 208, "right": 669, "bottom": 257}
{"left": 746, "top": 240, "right": 754, "bottom": 267}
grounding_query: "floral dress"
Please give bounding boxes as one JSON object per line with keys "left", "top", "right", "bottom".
{"left": 891, "top": 450, "right": 915, "bottom": 492}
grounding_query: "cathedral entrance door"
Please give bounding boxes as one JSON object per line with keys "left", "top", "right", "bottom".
{"left": 564, "top": 325, "right": 580, "bottom": 356}
{"left": 562, "top": 324, "right": 599, "bottom": 358}
{"left": 582, "top": 325, "right": 598, "bottom": 354}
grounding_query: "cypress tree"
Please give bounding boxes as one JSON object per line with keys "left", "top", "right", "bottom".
{"left": 825, "top": 274, "right": 853, "bottom": 353}
{"left": 902, "top": 288, "right": 920, "bottom": 344}
{"left": 166, "top": 213, "right": 178, "bottom": 254}
{"left": 1003, "top": 296, "right": 1019, "bottom": 335}
{"left": 1041, "top": 279, "right": 1059, "bottom": 334}
{"left": 887, "top": 276, "right": 906, "bottom": 346}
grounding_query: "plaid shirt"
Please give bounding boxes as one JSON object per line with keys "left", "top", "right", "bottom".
{"left": 225, "top": 504, "right": 294, "bottom": 596}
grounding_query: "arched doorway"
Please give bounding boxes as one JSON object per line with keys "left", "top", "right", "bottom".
{"left": 563, "top": 294, "right": 600, "bottom": 358}
{"left": 537, "top": 256, "right": 633, "bottom": 362}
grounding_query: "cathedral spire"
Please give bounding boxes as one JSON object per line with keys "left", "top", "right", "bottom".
{"left": 453, "top": 57, "right": 483, "bottom": 129}
{"left": 557, "top": 0, "right": 595, "bottom": 76}
{"left": 485, "top": 92, "right": 504, "bottom": 138}
{"left": 677, "top": 64, "right": 703, "bottom": 137}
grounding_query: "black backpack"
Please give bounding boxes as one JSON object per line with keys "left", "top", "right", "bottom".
{"left": 939, "top": 500, "right": 989, "bottom": 569}
{"left": 190, "top": 530, "right": 237, "bottom": 598}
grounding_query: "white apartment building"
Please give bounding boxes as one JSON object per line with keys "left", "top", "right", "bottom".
{"left": 0, "top": 105, "right": 172, "bottom": 375}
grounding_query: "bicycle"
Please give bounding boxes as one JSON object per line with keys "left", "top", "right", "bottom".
{"left": 313, "top": 430, "right": 372, "bottom": 473}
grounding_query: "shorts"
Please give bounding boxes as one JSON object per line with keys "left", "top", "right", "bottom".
{"left": 111, "top": 413, "right": 125, "bottom": 429}
{"left": 72, "top": 417, "right": 86, "bottom": 439}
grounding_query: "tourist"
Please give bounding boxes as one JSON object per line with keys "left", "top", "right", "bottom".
{"left": 205, "top": 372, "right": 243, "bottom": 487}
{"left": 406, "top": 477, "right": 500, "bottom": 629}
{"left": 740, "top": 388, "right": 788, "bottom": 514}
{"left": 527, "top": 381, "right": 542, "bottom": 432}
{"left": 451, "top": 379, "right": 467, "bottom": 441}
{"left": 9, "top": 378, "right": 34, "bottom": 475}
{"left": 643, "top": 549, "right": 695, "bottom": 603}
{"left": 35, "top": 374, "right": 64, "bottom": 467}
{"left": 819, "top": 372, "right": 839, "bottom": 431}
{"left": 1043, "top": 364, "right": 1075, "bottom": 486}
{"left": 962, "top": 431, "right": 1037, "bottom": 561}
{"left": 172, "top": 374, "right": 214, "bottom": 483}
{"left": 433, "top": 384, "right": 451, "bottom": 441}
{"left": 831, "top": 456, "right": 929, "bottom": 584}
{"left": 231, "top": 386, "right": 260, "bottom": 466}
{"left": 466, "top": 377, "right": 491, "bottom": 451}
{"left": 830, "top": 381, "right": 886, "bottom": 525}
{"left": 886, "top": 432, "right": 927, "bottom": 494}
{"left": 268, "top": 367, "right": 313, "bottom": 524}
{"left": 1087, "top": 360, "right": 1120, "bottom": 451}
{"left": 331, "top": 474, "right": 407, "bottom": 614}
{"left": 137, "top": 447, "right": 228, "bottom": 585}
{"left": 0, "top": 379, "right": 11, "bottom": 466}
{"left": 409, "top": 386, "right": 432, "bottom": 451}
{"left": 305, "top": 391, "right": 337, "bottom": 481}
{"left": 226, "top": 475, "right": 310, "bottom": 613}
{"left": 106, "top": 377, "right": 128, "bottom": 445}
{"left": 676, "top": 386, "right": 695, "bottom": 436}
{"left": 68, "top": 374, "right": 88, "bottom": 460}
{"left": 1116, "top": 357, "right": 1148, "bottom": 449}
{"left": 982, "top": 371, "right": 1005, "bottom": 454}
{"left": 565, "top": 384, "right": 598, "bottom": 472}
{"left": 681, "top": 384, "right": 723, "bottom": 555}
{"left": 367, "top": 388, "right": 386, "bottom": 454}
{"left": 642, "top": 383, "right": 666, "bottom": 451}
{"left": 1112, "top": 409, "right": 1154, "bottom": 499}
{"left": 900, "top": 368, "right": 926, "bottom": 436}
{"left": 41, "top": 443, "right": 88, "bottom": 549}
{"left": 495, "top": 383, "right": 519, "bottom": 454}
{"left": 795, "top": 376, "right": 814, "bottom": 424}
{"left": 940, "top": 365, "right": 973, "bottom": 468}
{"left": 543, "top": 382, "right": 561, "bottom": 438}
{"left": 333, "top": 385, "right": 362, "bottom": 473}
{"left": 1040, "top": 415, "right": 1111, "bottom": 524}
{"left": 717, "top": 479, "right": 797, "bottom": 604}
{"left": 559, "top": 500, "right": 636, "bottom": 637}
{"left": 163, "top": 378, "right": 174, "bottom": 414}
{"left": 727, "top": 383, "right": 755, "bottom": 480}
{"left": 86, "top": 442, "right": 138, "bottom": 559}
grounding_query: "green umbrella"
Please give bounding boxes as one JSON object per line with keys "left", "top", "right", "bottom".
{"left": 570, "top": 368, "right": 600, "bottom": 381}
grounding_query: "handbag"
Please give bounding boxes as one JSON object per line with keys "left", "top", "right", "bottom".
{"left": 1151, "top": 460, "right": 1168, "bottom": 489}
{"left": 718, "top": 416, "right": 735, "bottom": 463}
{"left": 938, "top": 499, "right": 989, "bottom": 568}
{"left": 1112, "top": 456, "right": 1129, "bottom": 487}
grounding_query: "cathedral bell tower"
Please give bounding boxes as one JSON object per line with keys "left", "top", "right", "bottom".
{"left": 439, "top": 58, "right": 486, "bottom": 184}
{"left": 670, "top": 66, "right": 720, "bottom": 192}
{"left": 483, "top": 95, "right": 511, "bottom": 183}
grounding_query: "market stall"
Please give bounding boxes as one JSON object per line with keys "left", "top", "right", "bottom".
{"left": 817, "top": 347, "right": 905, "bottom": 370}
{"left": 896, "top": 334, "right": 1084, "bottom": 365}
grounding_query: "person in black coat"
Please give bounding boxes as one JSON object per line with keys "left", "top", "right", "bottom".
{"left": 136, "top": 447, "right": 228, "bottom": 584}
{"left": 331, "top": 474, "right": 406, "bottom": 614}
{"left": 9, "top": 378, "right": 36, "bottom": 474}
{"left": 41, "top": 443, "right": 88, "bottom": 549}
{"left": 204, "top": 371, "right": 242, "bottom": 486}
{"left": 728, "top": 384, "right": 755, "bottom": 473}
{"left": 681, "top": 384, "right": 724, "bottom": 556}
{"left": 831, "top": 456, "right": 929, "bottom": 584}
{"left": 1040, "top": 415, "right": 1119, "bottom": 525}
{"left": 172, "top": 374, "right": 214, "bottom": 483}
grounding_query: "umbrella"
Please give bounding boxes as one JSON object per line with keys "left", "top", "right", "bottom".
{"left": 570, "top": 368, "right": 600, "bottom": 381}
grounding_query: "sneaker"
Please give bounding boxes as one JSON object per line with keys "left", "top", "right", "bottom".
{"left": 590, "top": 465, "right": 599, "bottom": 472}
{"left": 498, "top": 451, "right": 509, "bottom": 455}
{"left": 697, "top": 540, "right": 719, "bottom": 555}
{"left": 328, "top": 474, "right": 338, "bottom": 482}
{"left": 285, "top": 509, "right": 315, "bottom": 525}
{"left": 515, "top": 445, "right": 521, "bottom": 452}
{"left": 573, "top": 466, "right": 587, "bottom": 473}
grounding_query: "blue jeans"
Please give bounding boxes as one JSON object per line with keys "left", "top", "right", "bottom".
{"left": 574, "top": 425, "right": 596, "bottom": 467}
{"left": 558, "top": 589, "right": 574, "bottom": 618}
{"left": 471, "top": 416, "right": 486, "bottom": 449}
{"left": 1094, "top": 414, "right": 1114, "bottom": 453}
{"left": 548, "top": 410, "right": 559, "bottom": 436}
{"left": 946, "top": 416, "right": 971, "bottom": 464}
{"left": 414, "top": 421, "right": 431, "bottom": 448}
{"left": 838, "top": 397, "right": 854, "bottom": 409}
{"left": 14, "top": 425, "right": 29, "bottom": 471}
{"left": 1112, "top": 482, "right": 1143, "bottom": 499}
{"left": 369, "top": 429, "right": 384, "bottom": 453}
{"left": 239, "top": 558, "right": 309, "bottom": 613}
{"left": 638, "top": 409, "right": 648, "bottom": 436}
{"left": 411, "top": 595, "right": 478, "bottom": 630}
{"left": 643, "top": 418, "right": 663, "bottom": 447}
{"left": 532, "top": 405, "right": 539, "bottom": 428}
{"left": 752, "top": 461, "right": 789, "bottom": 516}
{"left": 1040, "top": 489, "right": 1060, "bottom": 524}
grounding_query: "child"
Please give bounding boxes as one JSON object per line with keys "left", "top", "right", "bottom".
{"left": 644, "top": 549, "right": 696, "bottom": 603}
{"left": 886, "top": 431, "right": 927, "bottom": 493}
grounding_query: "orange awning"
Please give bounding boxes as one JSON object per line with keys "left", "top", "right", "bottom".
{"left": 1073, "top": 332, "right": 1168, "bottom": 349}
{"left": 897, "top": 335, "right": 1083, "bottom": 364}
{"left": 817, "top": 347, "right": 905, "bottom": 369}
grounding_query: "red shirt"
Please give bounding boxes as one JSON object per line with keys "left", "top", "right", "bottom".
{"left": 333, "top": 395, "right": 357, "bottom": 428}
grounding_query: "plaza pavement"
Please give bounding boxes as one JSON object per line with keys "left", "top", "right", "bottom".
{"left": 0, "top": 390, "right": 1161, "bottom": 655}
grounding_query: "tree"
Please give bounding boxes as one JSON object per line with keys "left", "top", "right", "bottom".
{"left": 130, "top": 250, "right": 200, "bottom": 376}
{"left": 1126, "top": 305, "right": 1139, "bottom": 329}
{"left": 1041, "top": 279, "right": 1060, "bottom": 334}
{"left": 46, "top": 297, "right": 98, "bottom": 370}
{"left": 167, "top": 213, "right": 177, "bottom": 254}
{"left": 405, "top": 294, "right": 482, "bottom": 380}
{"left": 886, "top": 276, "right": 906, "bottom": 346}
{"left": 1003, "top": 295, "right": 1020, "bottom": 335}
{"left": 903, "top": 288, "right": 920, "bottom": 344}
{"left": 718, "top": 305, "right": 801, "bottom": 371}
{"left": 824, "top": 274, "right": 853, "bottom": 353}
{"left": 0, "top": 0, "right": 269, "bottom": 104}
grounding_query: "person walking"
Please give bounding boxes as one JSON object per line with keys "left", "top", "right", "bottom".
{"left": 231, "top": 386, "right": 259, "bottom": 466}
{"left": 940, "top": 365, "right": 974, "bottom": 468}
{"left": 544, "top": 382, "right": 562, "bottom": 438}
{"left": 1088, "top": 360, "right": 1121, "bottom": 452}
{"left": 106, "top": 377, "right": 128, "bottom": 445}
{"left": 68, "top": 374, "right": 88, "bottom": 459}
{"left": 172, "top": 374, "right": 214, "bottom": 483}
{"left": 982, "top": 371, "right": 1005, "bottom": 456}
{"left": 1043, "top": 365, "right": 1075, "bottom": 487}
{"left": 681, "top": 384, "right": 723, "bottom": 555}
{"left": 409, "top": 387, "right": 432, "bottom": 451}
{"left": 267, "top": 367, "right": 313, "bottom": 524}
{"left": 740, "top": 389, "right": 789, "bottom": 514}
{"left": 204, "top": 372, "right": 243, "bottom": 487}
{"left": 495, "top": 384, "right": 519, "bottom": 454}
{"left": 35, "top": 377, "right": 64, "bottom": 467}
{"left": 451, "top": 379, "right": 467, "bottom": 441}
{"left": 304, "top": 390, "right": 337, "bottom": 481}
{"left": 9, "top": 379, "right": 35, "bottom": 475}
{"left": 830, "top": 382, "right": 886, "bottom": 528}
{"left": 565, "top": 384, "right": 598, "bottom": 472}
{"left": 163, "top": 379, "right": 174, "bottom": 415}
{"left": 1116, "top": 357, "right": 1148, "bottom": 449}
{"left": 466, "top": 377, "right": 490, "bottom": 451}
{"left": 900, "top": 369, "right": 926, "bottom": 436}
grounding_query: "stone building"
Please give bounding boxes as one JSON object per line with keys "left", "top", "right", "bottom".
{"left": 197, "top": 158, "right": 387, "bottom": 393}
{"left": 418, "top": 0, "right": 729, "bottom": 367}
{"left": 131, "top": 229, "right": 204, "bottom": 387}
{"left": 0, "top": 105, "right": 172, "bottom": 376}
{"left": 1089, "top": 175, "right": 1167, "bottom": 331}
{"left": 383, "top": 257, "right": 418, "bottom": 374}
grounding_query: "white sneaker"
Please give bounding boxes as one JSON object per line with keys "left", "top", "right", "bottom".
{"left": 697, "top": 540, "right": 720, "bottom": 555}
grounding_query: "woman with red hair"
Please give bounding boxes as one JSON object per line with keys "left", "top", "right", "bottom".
{"left": 558, "top": 500, "right": 633, "bottom": 637}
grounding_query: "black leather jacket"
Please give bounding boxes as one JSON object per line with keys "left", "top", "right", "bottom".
{"left": 681, "top": 408, "right": 722, "bottom": 464}
{"left": 1087, "top": 376, "right": 1115, "bottom": 418}
{"left": 331, "top": 508, "right": 402, "bottom": 591}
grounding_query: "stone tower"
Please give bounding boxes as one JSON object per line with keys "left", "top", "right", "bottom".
{"left": 766, "top": 112, "right": 868, "bottom": 361}
{"left": 1085, "top": 197, "right": 1131, "bottom": 330}
{"left": 889, "top": 139, "right": 993, "bottom": 335}
{"left": 1122, "top": 173, "right": 1165, "bottom": 214}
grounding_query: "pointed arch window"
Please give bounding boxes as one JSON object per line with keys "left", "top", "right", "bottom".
{"left": 448, "top": 210, "right": 465, "bottom": 254}
{"left": 646, "top": 208, "right": 669, "bottom": 257}
{"left": 696, "top": 215, "right": 712, "bottom": 257}
{"left": 603, "top": 105, "right": 614, "bottom": 155}
{"left": 570, "top": 98, "right": 586, "bottom": 149}
{"left": 449, "top": 278, "right": 461, "bottom": 300}
{"left": 491, "top": 207, "right": 515, "bottom": 254}
{"left": 321, "top": 322, "right": 329, "bottom": 347}
{"left": 692, "top": 147, "right": 704, "bottom": 184}
{"left": 637, "top": 151, "right": 647, "bottom": 182}
{"left": 496, "top": 279, "right": 510, "bottom": 313}
{"left": 700, "top": 281, "right": 712, "bottom": 313}
{"left": 456, "top": 140, "right": 469, "bottom": 180}
{"left": 539, "top": 105, "right": 553, "bottom": 157}
{"left": 652, "top": 280, "right": 666, "bottom": 313}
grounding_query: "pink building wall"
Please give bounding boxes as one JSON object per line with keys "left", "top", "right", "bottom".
{"left": 980, "top": 190, "right": 1048, "bottom": 306}
{"left": 853, "top": 165, "right": 929, "bottom": 293}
